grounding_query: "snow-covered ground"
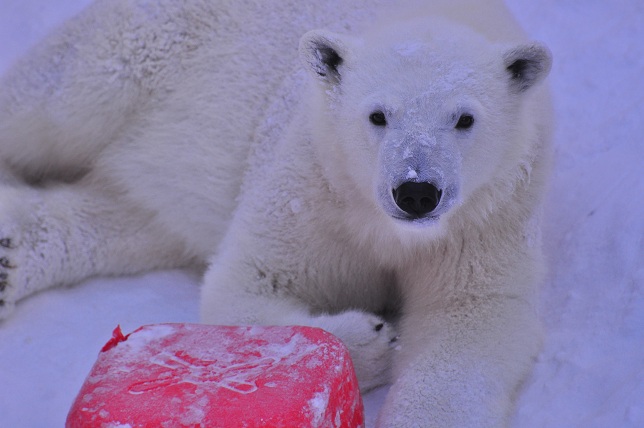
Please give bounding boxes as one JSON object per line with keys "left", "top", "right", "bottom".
{"left": 0, "top": 0, "right": 642, "bottom": 426}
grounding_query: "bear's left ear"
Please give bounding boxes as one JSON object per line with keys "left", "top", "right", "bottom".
{"left": 503, "top": 42, "right": 552, "bottom": 93}
{"left": 299, "top": 30, "right": 351, "bottom": 86}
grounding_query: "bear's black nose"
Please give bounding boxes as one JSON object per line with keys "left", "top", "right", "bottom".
{"left": 392, "top": 182, "right": 442, "bottom": 218}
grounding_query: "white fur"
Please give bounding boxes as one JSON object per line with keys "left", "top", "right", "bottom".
{"left": 0, "top": 0, "right": 552, "bottom": 425}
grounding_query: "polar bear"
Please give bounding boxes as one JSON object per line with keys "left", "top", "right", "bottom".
{"left": 0, "top": 0, "right": 552, "bottom": 425}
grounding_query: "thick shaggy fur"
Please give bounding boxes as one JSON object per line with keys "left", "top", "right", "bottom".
{"left": 0, "top": 0, "right": 552, "bottom": 425}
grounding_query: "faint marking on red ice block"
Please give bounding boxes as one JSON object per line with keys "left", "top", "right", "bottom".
{"left": 128, "top": 350, "right": 279, "bottom": 395}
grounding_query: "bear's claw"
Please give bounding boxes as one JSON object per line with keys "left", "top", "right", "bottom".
{"left": 0, "top": 237, "right": 17, "bottom": 318}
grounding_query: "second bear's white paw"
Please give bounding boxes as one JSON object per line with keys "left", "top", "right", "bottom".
{"left": 313, "top": 310, "right": 397, "bottom": 392}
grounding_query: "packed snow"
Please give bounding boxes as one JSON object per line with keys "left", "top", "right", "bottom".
{"left": 0, "top": 0, "right": 642, "bottom": 427}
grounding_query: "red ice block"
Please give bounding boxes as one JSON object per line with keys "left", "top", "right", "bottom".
{"left": 66, "top": 324, "right": 364, "bottom": 428}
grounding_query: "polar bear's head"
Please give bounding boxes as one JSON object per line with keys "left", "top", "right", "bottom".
{"left": 299, "top": 20, "right": 551, "bottom": 231}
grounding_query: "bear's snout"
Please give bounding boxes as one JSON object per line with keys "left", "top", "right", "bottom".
{"left": 392, "top": 182, "right": 442, "bottom": 219}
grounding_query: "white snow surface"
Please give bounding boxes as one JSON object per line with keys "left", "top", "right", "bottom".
{"left": 0, "top": 1, "right": 642, "bottom": 427}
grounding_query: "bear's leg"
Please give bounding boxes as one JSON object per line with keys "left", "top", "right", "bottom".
{"left": 201, "top": 258, "right": 396, "bottom": 392}
{"left": 377, "top": 289, "right": 542, "bottom": 427}
{"left": 0, "top": 177, "right": 194, "bottom": 318}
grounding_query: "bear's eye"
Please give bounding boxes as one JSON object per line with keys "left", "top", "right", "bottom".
{"left": 455, "top": 114, "right": 474, "bottom": 130}
{"left": 369, "top": 111, "right": 387, "bottom": 127}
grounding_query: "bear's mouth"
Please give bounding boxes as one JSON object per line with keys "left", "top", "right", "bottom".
{"left": 391, "top": 182, "right": 442, "bottom": 220}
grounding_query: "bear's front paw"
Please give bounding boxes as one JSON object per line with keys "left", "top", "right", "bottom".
{"left": 0, "top": 236, "right": 18, "bottom": 319}
{"left": 0, "top": 187, "right": 54, "bottom": 320}
{"left": 313, "top": 310, "right": 397, "bottom": 392}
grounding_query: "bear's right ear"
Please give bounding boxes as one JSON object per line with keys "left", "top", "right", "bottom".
{"left": 299, "top": 30, "right": 350, "bottom": 86}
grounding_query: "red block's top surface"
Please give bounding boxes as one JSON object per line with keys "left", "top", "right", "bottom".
{"left": 66, "top": 324, "right": 364, "bottom": 428}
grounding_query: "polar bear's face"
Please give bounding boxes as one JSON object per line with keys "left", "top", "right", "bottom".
{"left": 300, "top": 22, "right": 551, "bottom": 229}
